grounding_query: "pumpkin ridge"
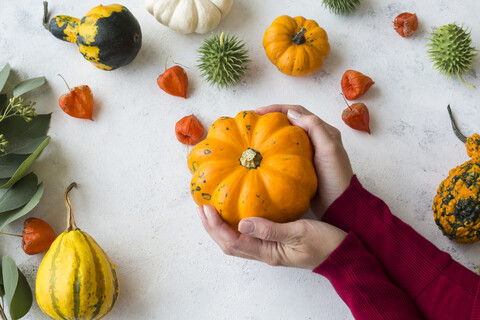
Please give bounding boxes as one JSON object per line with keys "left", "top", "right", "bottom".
{"left": 256, "top": 126, "right": 311, "bottom": 158}
{"left": 190, "top": 161, "right": 239, "bottom": 205}
{"left": 212, "top": 166, "right": 246, "bottom": 223}
{"left": 256, "top": 167, "right": 312, "bottom": 218}
{"left": 200, "top": 137, "right": 242, "bottom": 156}
{"left": 79, "top": 231, "right": 106, "bottom": 319}
{"left": 48, "top": 233, "right": 67, "bottom": 320}
{"left": 186, "top": 0, "right": 200, "bottom": 32}
{"left": 236, "top": 169, "right": 271, "bottom": 223}
{"left": 84, "top": 232, "right": 119, "bottom": 319}
{"left": 260, "top": 159, "right": 315, "bottom": 196}
{"left": 251, "top": 112, "right": 291, "bottom": 147}
{"left": 73, "top": 245, "right": 81, "bottom": 319}
{"left": 233, "top": 111, "right": 259, "bottom": 147}
{"left": 208, "top": 117, "right": 246, "bottom": 149}
{"left": 101, "top": 253, "right": 120, "bottom": 317}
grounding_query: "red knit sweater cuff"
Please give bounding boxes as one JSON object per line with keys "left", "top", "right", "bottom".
{"left": 313, "top": 231, "right": 424, "bottom": 319}
{"left": 313, "top": 230, "right": 359, "bottom": 275}
{"left": 321, "top": 174, "right": 363, "bottom": 231}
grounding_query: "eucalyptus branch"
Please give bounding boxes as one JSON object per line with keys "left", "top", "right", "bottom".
{"left": 0, "top": 135, "right": 7, "bottom": 153}
{"left": 0, "top": 301, "right": 7, "bottom": 320}
{"left": 0, "top": 97, "right": 37, "bottom": 153}
{"left": 0, "top": 97, "right": 37, "bottom": 123}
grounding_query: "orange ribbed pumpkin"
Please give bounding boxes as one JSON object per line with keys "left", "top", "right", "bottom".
{"left": 263, "top": 15, "right": 330, "bottom": 77}
{"left": 187, "top": 111, "right": 318, "bottom": 230}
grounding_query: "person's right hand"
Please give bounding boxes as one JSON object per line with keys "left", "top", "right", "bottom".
{"left": 256, "top": 105, "right": 354, "bottom": 218}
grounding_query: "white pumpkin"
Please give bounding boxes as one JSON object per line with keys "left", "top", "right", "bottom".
{"left": 145, "top": 0, "right": 233, "bottom": 34}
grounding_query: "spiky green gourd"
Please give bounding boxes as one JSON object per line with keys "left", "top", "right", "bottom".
{"left": 197, "top": 32, "right": 249, "bottom": 88}
{"left": 427, "top": 23, "right": 478, "bottom": 88}
{"left": 323, "top": 0, "right": 360, "bottom": 15}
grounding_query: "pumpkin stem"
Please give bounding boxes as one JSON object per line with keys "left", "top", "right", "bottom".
{"left": 240, "top": 148, "right": 262, "bottom": 169}
{"left": 42, "top": 1, "right": 49, "bottom": 30}
{"left": 65, "top": 182, "right": 79, "bottom": 232}
{"left": 292, "top": 27, "right": 307, "bottom": 45}
{"left": 447, "top": 105, "right": 468, "bottom": 143}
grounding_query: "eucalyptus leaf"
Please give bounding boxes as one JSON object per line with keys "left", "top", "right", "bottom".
{"left": 0, "top": 114, "right": 51, "bottom": 155}
{"left": 2, "top": 256, "right": 33, "bottom": 320}
{"left": 0, "top": 173, "right": 38, "bottom": 213}
{"left": 0, "top": 94, "right": 7, "bottom": 112}
{"left": 0, "top": 263, "right": 4, "bottom": 297}
{"left": 13, "top": 77, "right": 46, "bottom": 97}
{"left": 0, "top": 63, "right": 11, "bottom": 93}
{"left": 3, "top": 136, "right": 49, "bottom": 156}
{"left": 0, "top": 154, "right": 29, "bottom": 178}
{"left": 0, "top": 183, "right": 44, "bottom": 231}
{"left": 2, "top": 256, "right": 17, "bottom": 308}
{"left": 0, "top": 136, "right": 50, "bottom": 189}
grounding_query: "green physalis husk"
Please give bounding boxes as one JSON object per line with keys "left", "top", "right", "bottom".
{"left": 197, "top": 31, "right": 249, "bottom": 89}
{"left": 323, "top": 0, "right": 360, "bottom": 15}
{"left": 427, "top": 23, "right": 478, "bottom": 88}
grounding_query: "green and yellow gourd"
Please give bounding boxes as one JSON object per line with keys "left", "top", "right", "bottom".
{"left": 36, "top": 183, "right": 119, "bottom": 320}
{"left": 433, "top": 106, "right": 480, "bottom": 243}
{"left": 43, "top": 2, "right": 142, "bottom": 70}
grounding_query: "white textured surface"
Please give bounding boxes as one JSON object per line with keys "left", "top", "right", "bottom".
{"left": 1, "top": 0, "right": 480, "bottom": 319}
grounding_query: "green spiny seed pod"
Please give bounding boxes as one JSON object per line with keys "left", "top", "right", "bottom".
{"left": 427, "top": 23, "right": 478, "bottom": 88}
{"left": 323, "top": 0, "right": 361, "bottom": 15}
{"left": 197, "top": 31, "right": 249, "bottom": 88}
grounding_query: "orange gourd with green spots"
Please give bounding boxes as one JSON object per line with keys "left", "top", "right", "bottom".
{"left": 433, "top": 107, "right": 480, "bottom": 243}
{"left": 187, "top": 111, "right": 318, "bottom": 230}
{"left": 263, "top": 15, "right": 330, "bottom": 77}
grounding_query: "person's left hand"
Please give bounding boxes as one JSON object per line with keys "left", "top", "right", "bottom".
{"left": 198, "top": 205, "right": 347, "bottom": 269}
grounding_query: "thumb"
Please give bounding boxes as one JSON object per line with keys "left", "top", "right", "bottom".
{"left": 238, "top": 217, "right": 297, "bottom": 243}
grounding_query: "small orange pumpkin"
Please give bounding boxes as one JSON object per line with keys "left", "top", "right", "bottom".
{"left": 263, "top": 15, "right": 330, "bottom": 77}
{"left": 187, "top": 111, "right": 318, "bottom": 230}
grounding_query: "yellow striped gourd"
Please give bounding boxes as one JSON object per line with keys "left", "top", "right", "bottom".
{"left": 36, "top": 183, "right": 119, "bottom": 320}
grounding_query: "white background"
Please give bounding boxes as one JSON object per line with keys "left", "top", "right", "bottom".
{"left": 1, "top": 0, "right": 480, "bottom": 319}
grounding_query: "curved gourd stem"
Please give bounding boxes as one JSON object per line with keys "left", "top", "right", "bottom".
{"left": 65, "top": 182, "right": 79, "bottom": 232}
{"left": 292, "top": 27, "right": 307, "bottom": 45}
{"left": 43, "top": 1, "right": 49, "bottom": 30}
{"left": 447, "top": 105, "right": 467, "bottom": 143}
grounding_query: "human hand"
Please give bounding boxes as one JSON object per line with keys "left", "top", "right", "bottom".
{"left": 198, "top": 205, "right": 347, "bottom": 270}
{"left": 256, "top": 105, "right": 354, "bottom": 217}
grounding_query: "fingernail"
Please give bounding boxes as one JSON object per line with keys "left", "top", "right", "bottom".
{"left": 196, "top": 207, "right": 204, "bottom": 220}
{"left": 255, "top": 106, "right": 266, "bottom": 112}
{"left": 238, "top": 220, "right": 255, "bottom": 234}
{"left": 287, "top": 110, "right": 302, "bottom": 120}
{"left": 203, "top": 205, "right": 212, "bottom": 220}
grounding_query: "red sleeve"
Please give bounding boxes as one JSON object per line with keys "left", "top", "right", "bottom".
{"left": 321, "top": 175, "right": 480, "bottom": 320}
{"left": 314, "top": 231, "right": 424, "bottom": 319}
